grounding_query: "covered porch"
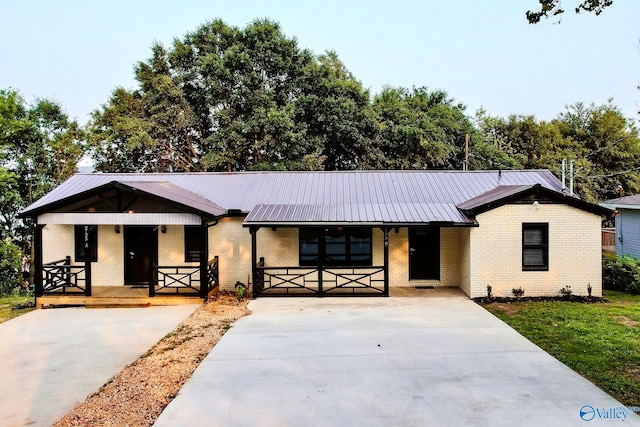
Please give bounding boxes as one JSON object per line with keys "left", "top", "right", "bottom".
{"left": 22, "top": 180, "right": 227, "bottom": 307}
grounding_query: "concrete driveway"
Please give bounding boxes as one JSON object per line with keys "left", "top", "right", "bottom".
{"left": 0, "top": 304, "right": 198, "bottom": 427}
{"left": 156, "top": 293, "right": 640, "bottom": 427}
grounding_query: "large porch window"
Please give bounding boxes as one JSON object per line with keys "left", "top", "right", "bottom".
{"left": 299, "top": 227, "right": 372, "bottom": 266}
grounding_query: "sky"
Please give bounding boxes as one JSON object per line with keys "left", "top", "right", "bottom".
{"left": 1, "top": 0, "right": 639, "bottom": 125}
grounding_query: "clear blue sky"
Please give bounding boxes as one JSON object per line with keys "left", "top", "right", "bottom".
{"left": 2, "top": 0, "right": 639, "bottom": 124}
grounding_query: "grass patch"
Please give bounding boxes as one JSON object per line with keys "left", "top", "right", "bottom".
{"left": 483, "top": 290, "right": 640, "bottom": 406}
{"left": 0, "top": 291, "right": 36, "bottom": 324}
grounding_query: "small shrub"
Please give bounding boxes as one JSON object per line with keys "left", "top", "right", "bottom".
{"left": 234, "top": 281, "right": 247, "bottom": 301}
{"left": 0, "top": 239, "right": 22, "bottom": 296}
{"left": 512, "top": 287, "right": 525, "bottom": 298}
{"left": 603, "top": 255, "right": 640, "bottom": 294}
{"left": 587, "top": 283, "right": 592, "bottom": 297}
{"left": 559, "top": 285, "right": 572, "bottom": 297}
{"left": 487, "top": 285, "right": 492, "bottom": 298}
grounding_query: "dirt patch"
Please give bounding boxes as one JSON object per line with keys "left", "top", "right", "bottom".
{"left": 485, "top": 302, "right": 520, "bottom": 316}
{"left": 616, "top": 316, "right": 639, "bottom": 328}
{"left": 54, "top": 294, "right": 249, "bottom": 427}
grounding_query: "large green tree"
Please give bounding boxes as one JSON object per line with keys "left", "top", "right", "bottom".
{"left": 0, "top": 89, "right": 85, "bottom": 249}
{"left": 476, "top": 102, "right": 640, "bottom": 202}
{"left": 90, "top": 19, "right": 378, "bottom": 172}
{"left": 373, "top": 87, "right": 521, "bottom": 170}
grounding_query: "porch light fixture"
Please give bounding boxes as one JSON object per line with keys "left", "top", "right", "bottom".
{"left": 127, "top": 209, "right": 134, "bottom": 214}
{"left": 161, "top": 225, "right": 167, "bottom": 234}
{"left": 532, "top": 201, "right": 541, "bottom": 208}
{"left": 114, "top": 225, "right": 120, "bottom": 234}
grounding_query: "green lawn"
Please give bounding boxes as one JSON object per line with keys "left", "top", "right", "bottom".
{"left": 0, "top": 291, "right": 35, "bottom": 324}
{"left": 484, "top": 290, "right": 640, "bottom": 407}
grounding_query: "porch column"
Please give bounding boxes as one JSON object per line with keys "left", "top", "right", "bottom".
{"left": 34, "top": 223, "right": 44, "bottom": 297}
{"left": 383, "top": 227, "right": 390, "bottom": 297}
{"left": 250, "top": 226, "right": 258, "bottom": 296}
{"left": 199, "top": 220, "right": 208, "bottom": 299}
{"left": 84, "top": 225, "right": 92, "bottom": 297}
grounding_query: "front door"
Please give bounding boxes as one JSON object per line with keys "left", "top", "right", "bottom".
{"left": 124, "top": 226, "right": 158, "bottom": 285}
{"left": 409, "top": 227, "right": 440, "bottom": 280}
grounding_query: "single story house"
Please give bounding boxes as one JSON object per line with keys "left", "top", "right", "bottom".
{"left": 19, "top": 170, "right": 611, "bottom": 304}
{"left": 601, "top": 195, "right": 640, "bottom": 258}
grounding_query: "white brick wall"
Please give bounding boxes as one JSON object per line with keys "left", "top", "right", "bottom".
{"left": 468, "top": 204, "right": 602, "bottom": 298}
{"left": 40, "top": 203, "right": 603, "bottom": 298}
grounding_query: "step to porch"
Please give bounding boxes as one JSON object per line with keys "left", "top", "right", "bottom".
{"left": 36, "top": 286, "right": 204, "bottom": 309}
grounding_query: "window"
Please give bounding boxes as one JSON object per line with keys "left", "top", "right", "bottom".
{"left": 522, "top": 223, "right": 548, "bottom": 271}
{"left": 74, "top": 225, "right": 97, "bottom": 262}
{"left": 184, "top": 226, "right": 202, "bottom": 262}
{"left": 299, "top": 228, "right": 372, "bottom": 266}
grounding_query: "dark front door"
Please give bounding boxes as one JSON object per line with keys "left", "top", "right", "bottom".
{"left": 409, "top": 227, "right": 440, "bottom": 280}
{"left": 124, "top": 226, "right": 158, "bottom": 285}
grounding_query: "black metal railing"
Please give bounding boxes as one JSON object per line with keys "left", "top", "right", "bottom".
{"left": 254, "top": 262, "right": 386, "bottom": 297}
{"left": 41, "top": 256, "right": 87, "bottom": 294}
{"left": 153, "top": 265, "right": 201, "bottom": 295}
{"left": 207, "top": 256, "right": 219, "bottom": 294}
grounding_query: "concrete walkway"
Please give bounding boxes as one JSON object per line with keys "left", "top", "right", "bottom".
{"left": 156, "top": 294, "right": 640, "bottom": 427}
{"left": 0, "top": 304, "right": 198, "bottom": 427}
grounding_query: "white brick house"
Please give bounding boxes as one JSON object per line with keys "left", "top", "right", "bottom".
{"left": 19, "top": 170, "right": 611, "bottom": 304}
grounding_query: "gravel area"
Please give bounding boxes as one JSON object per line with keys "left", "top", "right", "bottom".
{"left": 54, "top": 294, "right": 248, "bottom": 427}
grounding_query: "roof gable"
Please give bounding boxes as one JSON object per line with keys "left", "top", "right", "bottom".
{"left": 20, "top": 180, "right": 226, "bottom": 219}
{"left": 457, "top": 184, "right": 612, "bottom": 217}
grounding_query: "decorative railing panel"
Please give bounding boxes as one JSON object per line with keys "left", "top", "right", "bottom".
{"left": 207, "top": 256, "right": 219, "bottom": 294}
{"left": 153, "top": 266, "right": 200, "bottom": 295}
{"left": 255, "top": 265, "right": 386, "bottom": 297}
{"left": 42, "top": 256, "right": 86, "bottom": 294}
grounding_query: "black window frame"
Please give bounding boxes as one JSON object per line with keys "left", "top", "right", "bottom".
{"left": 522, "top": 223, "right": 549, "bottom": 271}
{"left": 299, "top": 227, "right": 373, "bottom": 267}
{"left": 74, "top": 225, "right": 98, "bottom": 262}
{"left": 184, "top": 225, "right": 202, "bottom": 262}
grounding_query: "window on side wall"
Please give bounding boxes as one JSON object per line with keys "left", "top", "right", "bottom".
{"left": 522, "top": 223, "right": 548, "bottom": 271}
{"left": 184, "top": 225, "right": 202, "bottom": 262}
{"left": 299, "top": 227, "right": 372, "bottom": 266}
{"left": 74, "top": 225, "right": 98, "bottom": 262}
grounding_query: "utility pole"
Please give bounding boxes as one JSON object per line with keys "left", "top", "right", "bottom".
{"left": 463, "top": 134, "right": 469, "bottom": 171}
{"left": 569, "top": 160, "right": 575, "bottom": 195}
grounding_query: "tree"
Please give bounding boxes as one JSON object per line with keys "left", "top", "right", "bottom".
{"left": 372, "top": 87, "right": 520, "bottom": 170}
{"left": 475, "top": 102, "right": 640, "bottom": 203}
{"left": 91, "top": 19, "right": 323, "bottom": 172}
{"left": 0, "top": 89, "right": 85, "bottom": 252}
{"left": 527, "top": 0, "right": 614, "bottom": 23}
{"left": 295, "top": 52, "right": 379, "bottom": 170}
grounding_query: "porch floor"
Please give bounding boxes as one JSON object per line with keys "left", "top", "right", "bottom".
{"left": 37, "top": 286, "right": 204, "bottom": 309}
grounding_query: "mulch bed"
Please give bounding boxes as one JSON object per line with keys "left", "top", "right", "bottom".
{"left": 473, "top": 295, "right": 607, "bottom": 305}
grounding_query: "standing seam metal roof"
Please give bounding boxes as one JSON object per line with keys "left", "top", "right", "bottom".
{"left": 21, "top": 170, "right": 566, "bottom": 224}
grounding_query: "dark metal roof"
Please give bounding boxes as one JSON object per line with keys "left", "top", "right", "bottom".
{"left": 121, "top": 181, "right": 226, "bottom": 217}
{"left": 456, "top": 185, "right": 538, "bottom": 210}
{"left": 22, "top": 170, "right": 583, "bottom": 224}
